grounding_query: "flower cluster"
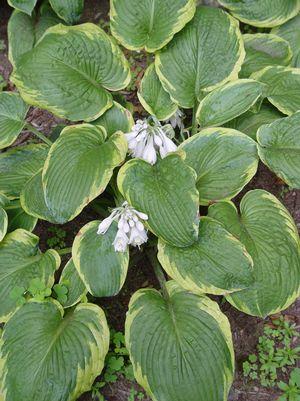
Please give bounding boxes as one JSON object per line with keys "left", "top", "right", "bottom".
{"left": 167, "top": 109, "right": 185, "bottom": 131}
{"left": 97, "top": 202, "right": 148, "bottom": 252}
{"left": 125, "top": 117, "right": 177, "bottom": 165}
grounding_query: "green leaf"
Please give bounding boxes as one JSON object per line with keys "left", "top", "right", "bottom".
{"left": 217, "top": 0, "right": 300, "bottom": 27}
{"left": 59, "top": 258, "right": 87, "bottom": 308}
{"left": 208, "top": 189, "right": 300, "bottom": 317}
{"left": 252, "top": 66, "right": 300, "bottom": 116}
{"left": 0, "top": 144, "right": 48, "bottom": 199}
{"left": 240, "top": 34, "right": 292, "bottom": 78}
{"left": 35, "top": 1, "right": 65, "bottom": 41}
{"left": 0, "top": 229, "right": 59, "bottom": 321}
{"left": 0, "top": 300, "right": 110, "bottom": 401}
{"left": 272, "top": 14, "right": 300, "bottom": 67}
{"left": 7, "top": 0, "right": 37, "bottom": 15}
{"left": 72, "top": 221, "right": 129, "bottom": 297}
{"left": 155, "top": 6, "right": 244, "bottom": 108}
{"left": 91, "top": 101, "right": 134, "bottom": 137}
{"left": 53, "top": 283, "right": 68, "bottom": 304}
{"left": 197, "top": 79, "right": 264, "bottom": 127}
{"left": 0, "top": 207, "right": 8, "bottom": 242}
{"left": 6, "top": 199, "right": 37, "bottom": 233}
{"left": 158, "top": 216, "right": 254, "bottom": 295}
{"left": 257, "top": 112, "right": 300, "bottom": 188}
{"left": 42, "top": 125, "right": 127, "bottom": 223}
{"left": 49, "top": 0, "right": 84, "bottom": 24}
{"left": 137, "top": 63, "right": 178, "bottom": 120}
{"left": 126, "top": 282, "right": 234, "bottom": 401}
{"left": 117, "top": 153, "right": 199, "bottom": 247}
{"left": 110, "top": 0, "right": 196, "bottom": 52}
{"left": 11, "top": 23, "right": 131, "bottom": 122}
{"left": 225, "top": 103, "right": 283, "bottom": 140}
{"left": 0, "top": 92, "right": 29, "bottom": 150}
{"left": 180, "top": 127, "right": 258, "bottom": 205}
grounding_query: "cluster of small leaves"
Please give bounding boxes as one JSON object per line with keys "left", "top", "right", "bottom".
{"left": 46, "top": 226, "right": 67, "bottom": 249}
{"left": 277, "top": 368, "right": 300, "bottom": 401}
{"left": 243, "top": 318, "right": 300, "bottom": 388}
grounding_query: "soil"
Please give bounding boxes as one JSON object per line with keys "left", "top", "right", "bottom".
{"left": 0, "top": 1, "right": 299, "bottom": 401}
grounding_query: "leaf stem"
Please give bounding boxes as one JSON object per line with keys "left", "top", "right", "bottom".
{"left": 191, "top": 100, "right": 199, "bottom": 136}
{"left": 25, "top": 123, "right": 53, "bottom": 146}
{"left": 56, "top": 247, "right": 72, "bottom": 256}
{"left": 147, "top": 248, "right": 169, "bottom": 299}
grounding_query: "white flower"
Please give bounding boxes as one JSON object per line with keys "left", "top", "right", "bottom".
{"left": 97, "top": 201, "right": 148, "bottom": 252}
{"left": 167, "top": 109, "right": 185, "bottom": 131}
{"left": 125, "top": 117, "right": 177, "bottom": 165}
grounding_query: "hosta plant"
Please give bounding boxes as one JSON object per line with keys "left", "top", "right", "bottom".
{"left": 0, "top": 1, "right": 300, "bottom": 401}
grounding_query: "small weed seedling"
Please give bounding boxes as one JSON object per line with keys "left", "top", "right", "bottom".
{"left": 277, "top": 368, "right": 300, "bottom": 401}
{"left": 47, "top": 226, "right": 67, "bottom": 250}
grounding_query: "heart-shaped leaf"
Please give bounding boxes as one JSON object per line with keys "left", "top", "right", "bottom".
{"left": 73, "top": 221, "right": 129, "bottom": 297}
{"left": 197, "top": 79, "right": 265, "bottom": 127}
{"left": 0, "top": 300, "right": 109, "bottom": 401}
{"left": 155, "top": 6, "right": 244, "bottom": 108}
{"left": 59, "top": 258, "right": 87, "bottom": 308}
{"left": 240, "top": 34, "right": 292, "bottom": 78}
{"left": 208, "top": 189, "right": 300, "bottom": 317}
{"left": 11, "top": 23, "right": 131, "bottom": 121}
{"left": 117, "top": 153, "right": 199, "bottom": 247}
{"left": 0, "top": 229, "right": 59, "bottom": 321}
{"left": 126, "top": 282, "right": 234, "bottom": 401}
{"left": 110, "top": 0, "right": 196, "bottom": 52}
{"left": 218, "top": 0, "right": 300, "bottom": 27}
{"left": 257, "top": 112, "right": 300, "bottom": 188}
{"left": 42, "top": 125, "right": 127, "bottom": 223}
{"left": 49, "top": 0, "right": 83, "bottom": 24}
{"left": 158, "top": 217, "right": 254, "bottom": 295}
{"left": 7, "top": 0, "right": 37, "bottom": 15}
{"left": 0, "top": 92, "right": 29, "bottom": 149}
{"left": 0, "top": 144, "right": 48, "bottom": 199}
{"left": 252, "top": 66, "right": 300, "bottom": 115}
{"left": 180, "top": 127, "right": 258, "bottom": 205}
{"left": 137, "top": 64, "right": 178, "bottom": 120}
{"left": 6, "top": 199, "right": 37, "bottom": 233}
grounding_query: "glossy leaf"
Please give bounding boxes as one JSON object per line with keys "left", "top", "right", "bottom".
{"left": 180, "top": 127, "right": 258, "bottom": 205}
{"left": 6, "top": 199, "right": 37, "bottom": 233}
{"left": 7, "top": 0, "right": 37, "bottom": 15}
{"left": 156, "top": 6, "right": 244, "bottom": 108}
{"left": 117, "top": 153, "right": 199, "bottom": 247}
{"left": 257, "top": 112, "right": 300, "bottom": 188}
{"left": 197, "top": 79, "right": 264, "bottom": 127}
{"left": 252, "top": 66, "right": 300, "bottom": 116}
{"left": 208, "top": 190, "right": 300, "bottom": 317}
{"left": 240, "top": 33, "right": 292, "bottom": 78}
{"left": 42, "top": 125, "right": 127, "bottom": 223}
{"left": 73, "top": 221, "right": 129, "bottom": 297}
{"left": 126, "top": 282, "right": 234, "bottom": 401}
{"left": 0, "top": 301, "right": 109, "bottom": 401}
{"left": 49, "top": 0, "right": 84, "bottom": 24}
{"left": 59, "top": 258, "right": 87, "bottom": 308}
{"left": 0, "top": 229, "right": 59, "bottom": 321}
{"left": 110, "top": 0, "right": 196, "bottom": 52}
{"left": 218, "top": 0, "right": 300, "bottom": 27}
{"left": 11, "top": 23, "right": 131, "bottom": 122}
{"left": 158, "top": 217, "right": 254, "bottom": 295}
{"left": 0, "top": 92, "right": 29, "bottom": 149}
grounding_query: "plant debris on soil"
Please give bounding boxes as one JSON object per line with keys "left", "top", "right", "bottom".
{"left": 0, "top": 1, "right": 299, "bottom": 401}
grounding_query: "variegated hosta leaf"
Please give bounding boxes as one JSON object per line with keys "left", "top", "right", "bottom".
{"left": 208, "top": 190, "right": 300, "bottom": 317}
{"left": 91, "top": 101, "right": 134, "bottom": 137}
{"left": 180, "top": 127, "right": 258, "bottom": 205}
{"left": 72, "top": 221, "right": 129, "bottom": 297}
{"left": 59, "top": 258, "right": 87, "bottom": 308}
{"left": 110, "top": 0, "right": 196, "bottom": 52}
{"left": 11, "top": 24, "right": 131, "bottom": 122}
{"left": 225, "top": 103, "right": 283, "bottom": 140}
{"left": 156, "top": 6, "right": 244, "bottom": 108}
{"left": 0, "top": 300, "right": 109, "bottom": 401}
{"left": 49, "top": 0, "right": 84, "bottom": 24}
{"left": 197, "top": 79, "right": 264, "bottom": 127}
{"left": 158, "top": 216, "right": 254, "bottom": 295}
{"left": 7, "top": 0, "right": 37, "bottom": 15}
{"left": 6, "top": 199, "right": 37, "bottom": 233}
{"left": 0, "top": 144, "right": 48, "bottom": 199}
{"left": 137, "top": 64, "right": 178, "bottom": 120}
{"left": 240, "top": 34, "right": 292, "bottom": 78}
{"left": 126, "top": 282, "right": 234, "bottom": 401}
{"left": 117, "top": 153, "right": 199, "bottom": 247}
{"left": 252, "top": 66, "right": 300, "bottom": 116}
{"left": 42, "top": 125, "right": 127, "bottom": 223}
{"left": 0, "top": 194, "right": 9, "bottom": 242}
{"left": 35, "top": 1, "right": 65, "bottom": 41}
{"left": 0, "top": 229, "right": 59, "bottom": 322}
{"left": 218, "top": 0, "right": 300, "bottom": 27}
{"left": 257, "top": 112, "right": 300, "bottom": 188}
{"left": 272, "top": 14, "right": 300, "bottom": 67}
{"left": 0, "top": 92, "right": 29, "bottom": 149}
